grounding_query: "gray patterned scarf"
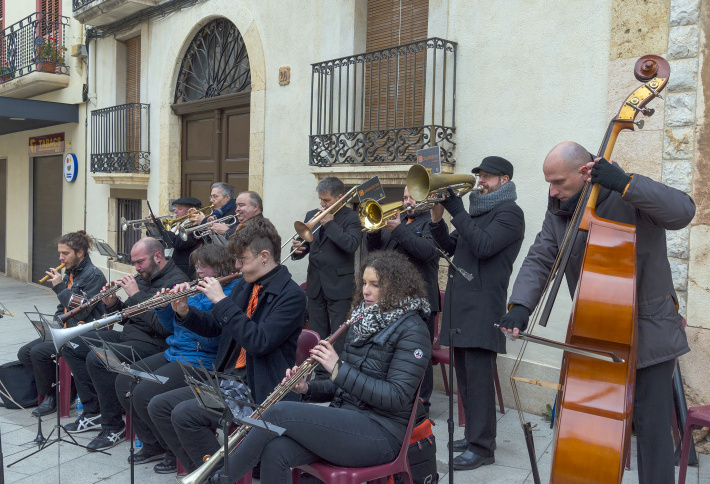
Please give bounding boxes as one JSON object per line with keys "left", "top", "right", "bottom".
{"left": 468, "top": 181, "right": 517, "bottom": 216}
{"left": 348, "top": 297, "right": 431, "bottom": 345}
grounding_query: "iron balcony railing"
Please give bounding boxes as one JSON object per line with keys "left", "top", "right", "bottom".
{"left": 91, "top": 103, "right": 150, "bottom": 174}
{"left": 0, "top": 12, "right": 70, "bottom": 83}
{"left": 310, "top": 37, "right": 457, "bottom": 166}
{"left": 73, "top": 0, "right": 96, "bottom": 10}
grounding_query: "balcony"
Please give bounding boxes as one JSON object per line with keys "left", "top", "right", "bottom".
{"left": 0, "top": 13, "right": 70, "bottom": 98}
{"left": 91, "top": 103, "right": 150, "bottom": 184}
{"left": 72, "top": 0, "right": 162, "bottom": 26}
{"left": 309, "top": 37, "right": 457, "bottom": 168}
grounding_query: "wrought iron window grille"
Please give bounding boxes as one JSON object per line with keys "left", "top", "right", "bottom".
{"left": 116, "top": 198, "right": 141, "bottom": 262}
{"left": 72, "top": 0, "right": 94, "bottom": 10}
{"left": 0, "top": 12, "right": 69, "bottom": 83}
{"left": 91, "top": 103, "right": 150, "bottom": 174}
{"left": 173, "top": 17, "right": 250, "bottom": 104}
{"left": 310, "top": 37, "right": 457, "bottom": 167}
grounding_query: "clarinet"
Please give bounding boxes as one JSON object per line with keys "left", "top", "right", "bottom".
{"left": 177, "top": 313, "right": 362, "bottom": 484}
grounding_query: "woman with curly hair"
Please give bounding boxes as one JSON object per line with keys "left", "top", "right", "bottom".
{"left": 208, "top": 250, "right": 432, "bottom": 484}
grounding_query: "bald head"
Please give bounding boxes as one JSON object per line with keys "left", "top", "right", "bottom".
{"left": 131, "top": 237, "right": 166, "bottom": 279}
{"left": 543, "top": 142, "right": 590, "bottom": 202}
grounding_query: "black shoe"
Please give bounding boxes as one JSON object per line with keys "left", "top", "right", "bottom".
{"left": 32, "top": 396, "right": 57, "bottom": 417}
{"left": 128, "top": 445, "right": 165, "bottom": 464}
{"left": 65, "top": 413, "right": 101, "bottom": 433}
{"left": 449, "top": 438, "right": 468, "bottom": 452}
{"left": 87, "top": 424, "right": 126, "bottom": 452}
{"left": 448, "top": 438, "right": 497, "bottom": 452}
{"left": 153, "top": 454, "right": 177, "bottom": 474}
{"left": 453, "top": 450, "right": 495, "bottom": 470}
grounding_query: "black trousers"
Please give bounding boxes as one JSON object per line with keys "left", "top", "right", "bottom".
{"left": 17, "top": 338, "right": 56, "bottom": 396}
{"left": 216, "top": 401, "right": 398, "bottom": 484}
{"left": 454, "top": 346, "right": 496, "bottom": 458}
{"left": 633, "top": 358, "right": 676, "bottom": 484}
{"left": 147, "top": 386, "right": 222, "bottom": 472}
{"left": 115, "top": 353, "right": 188, "bottom": 451}
{"left": 61, "top": 329, "right": 162, "bottom": 429}
{"left": 419, "top": 311, "right": 436, "bottom": 413}
{"left": 307, "top": 291, "right": 351, "bottom": 379}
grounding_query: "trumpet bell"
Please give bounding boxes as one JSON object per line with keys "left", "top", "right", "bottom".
{"left": 358, "top": 199, "right": 404, "bottom": 232}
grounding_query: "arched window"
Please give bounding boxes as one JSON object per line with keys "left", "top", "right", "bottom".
{"left": 174, "top": 18, "right": 250, "bottom": 104}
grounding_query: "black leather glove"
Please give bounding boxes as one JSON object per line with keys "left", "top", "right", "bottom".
{"left": 591, "top": 158, "right": 631, "bottom": 194}
{"left": 499, "top": 304, "right": 531, "bottom": 332}
{"left": 440, "top": 188, "right": 466, "bottom": 217}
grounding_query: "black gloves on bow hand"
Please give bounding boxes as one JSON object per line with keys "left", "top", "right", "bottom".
{"left": 440, "top": 188, "right": 466, "bottom": 217}
{"left": 591, "top": 158, "right": 631, "bottom": 194}
{"left": 499, "top": 304, "right": 531, "bottom": 333}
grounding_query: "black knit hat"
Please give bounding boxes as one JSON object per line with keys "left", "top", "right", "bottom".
{"left": 472, "top": 156, "right": 514, "bottom": 179}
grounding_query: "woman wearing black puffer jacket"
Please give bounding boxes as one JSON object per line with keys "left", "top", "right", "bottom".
{"left": 209, "top": 251, "right": 432, "bottom": 484}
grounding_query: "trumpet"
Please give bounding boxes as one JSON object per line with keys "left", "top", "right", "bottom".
{"left": 177, "top": 215, "right": 239, "bottom": 241}
{"left": 406, "top": 164, "right": 483, "bottom": 206}
{"left": 165, "top": 205, "right": 214, "bottom": 231}
{"left": 39, "top": 263, "right": 66, "bottom": 284}
{"left": 120, "top": 215, "right": 171, "bottom": 232}
{"left": 50, "top": 272, "right": 242, "bottom": 351}
{"left": 176, "top": 313, "right": 362, "bottom": 484}
{"left": 358, "top": 199, "right": 407, "bottom": 232}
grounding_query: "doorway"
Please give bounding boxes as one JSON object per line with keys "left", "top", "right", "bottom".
{"left": 31, "top": 155, "right": 63, "bottom": 283}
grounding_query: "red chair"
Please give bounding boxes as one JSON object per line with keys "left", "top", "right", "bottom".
{"left": 297, "top": 329, "right": 321, "bottom": 366}
{"left": 431, "top": 290, "right": 505, "bottom": 426}
{"left": 677, "top": 405, "right": 709, "bottom": 484}
{"left": 293, "top": 386, "right": 422, "bottom": 484}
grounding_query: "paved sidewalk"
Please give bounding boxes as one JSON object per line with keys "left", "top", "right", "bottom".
{"left": 1, "top": 274, "right": 707, "bottom": 483}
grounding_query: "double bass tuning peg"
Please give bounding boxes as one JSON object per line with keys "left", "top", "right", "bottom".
{"left": 635, "top": 120, "right": 645, "bottom": 130}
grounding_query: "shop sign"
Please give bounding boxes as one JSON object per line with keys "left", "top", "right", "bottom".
{"left": 29, "top": 133, "right": 65, "bottom": 156}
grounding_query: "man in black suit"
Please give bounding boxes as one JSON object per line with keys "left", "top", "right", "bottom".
{"left": 292, "top": 177, "right": 362, "bottom": 378}
{"left": 366, "top": 186, "right": 444, "bottom": 413}
{"left": 165, "top": 196, "right": 203, "bottom": 277}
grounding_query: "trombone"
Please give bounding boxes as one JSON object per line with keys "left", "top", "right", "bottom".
{"left": 177, "top": 215, "right": 238, "bottom": 241}
{"left": 280, "top": 186, "right": 359, "bottom": 263}
{"left": 406, "top": 164, "right": 483, "bottom": 207}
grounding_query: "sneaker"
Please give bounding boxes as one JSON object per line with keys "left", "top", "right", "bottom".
{"left": 127, "top": 444, "right": 165, "bottom": 464}
{"left": 65, "top": 414, "right": 101, "bottom": 434}
{"left": 153, "top": 453, "right": 177, "bottom": 474}
{"left": 87, "top": 424, "right": 126, "bottom": 452}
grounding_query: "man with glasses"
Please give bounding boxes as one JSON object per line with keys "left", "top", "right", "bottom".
{"left": 429, "top": 156, "right": 525, "bottom": 471}
{"left": 190, "top": 183, "right": 237, "bottom": 240}
{"left": 62, "top": 237, "right": 189, "bottom": 451}
{"left": 147, "top": 217, "right": 306, "bottom": 474}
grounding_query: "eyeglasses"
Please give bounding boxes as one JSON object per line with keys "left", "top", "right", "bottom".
{"left": 233, "top": 253, "right": 256, "bottom": 265}
{"left": 477, "top": 172, "right": 501, "bottom": 180}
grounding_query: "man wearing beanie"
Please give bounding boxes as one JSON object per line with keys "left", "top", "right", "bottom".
{"left": 429, "top": 156, "right": 525, "bottom": 470}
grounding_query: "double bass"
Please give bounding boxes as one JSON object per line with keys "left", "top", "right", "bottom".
{"left": 509, "top": 55, "right": 670, "bottom": 484}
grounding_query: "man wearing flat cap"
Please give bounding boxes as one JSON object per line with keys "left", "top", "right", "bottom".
{"left": 429, "top": 156, "right": 525, "bottom": 471}
{"left": 165, "top": 196, "right": 203, "bottom": 277}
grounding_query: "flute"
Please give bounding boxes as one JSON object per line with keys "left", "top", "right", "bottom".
{"left": 39, "top": 263, "right": 66, "bottom": 284}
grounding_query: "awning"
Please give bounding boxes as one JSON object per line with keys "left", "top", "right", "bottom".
{"left": 0, "top": 97, "right": 79, "bottom": 136}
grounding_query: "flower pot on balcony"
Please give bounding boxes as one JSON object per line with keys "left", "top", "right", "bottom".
{"left": 0, "top": 67, "right": 13, "bottom": 83}
{"left": 36, "top": 61, "right": 59, "bottom": 73}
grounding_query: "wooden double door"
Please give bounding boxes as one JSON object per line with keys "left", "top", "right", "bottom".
{"left": 178, "top": 93, "right": 251, "bottom": 206}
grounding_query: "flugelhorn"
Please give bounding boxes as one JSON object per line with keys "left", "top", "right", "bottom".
{"left": 164, "top": 205, "right": 214, "bottom": 231}
{"left": 39, "top": 263, "right": 66, "bottom": 284}
{"left": 293, "top": 186, "right": 358, "bottom": 243}
{"left": 177, "top": 214, "right": 238, "bottom": 241}
{"left": 358, "top": 199, "right": 407, "bottom": 232}
{"left": 50, "top": 272, "right": 242, "bottom": 351}
{"left": 406, "top": 164, "right": 483, "bottom": 206}
{"left": 176, "top": 313, "right": 362, "bottom": 484}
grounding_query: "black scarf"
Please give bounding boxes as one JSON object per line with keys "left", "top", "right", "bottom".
{"left": 348, "top": 297, "right": 431, "bottom": 345}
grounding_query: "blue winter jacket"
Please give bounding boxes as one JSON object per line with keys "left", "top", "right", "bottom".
{"left": 154, "top": 279, "right": 238, "bottom": 367}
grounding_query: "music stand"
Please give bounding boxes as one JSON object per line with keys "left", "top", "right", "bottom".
{"left": 7, "top": 311, "right": 104, "bottom": 478}
{"left": 82, "top": 335, "right": 167, "bottom": 484}
{"left": 146, "top": 200, "right": 174, "bottom": 250}
{"left": 0, "top": 299, "right": 15, "bottom": 318}
{"left": 177, "top": 361, "right": 285, "bottom": 484}
{"left": 94, "top": 238, "right": 121, "bottom": 282}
